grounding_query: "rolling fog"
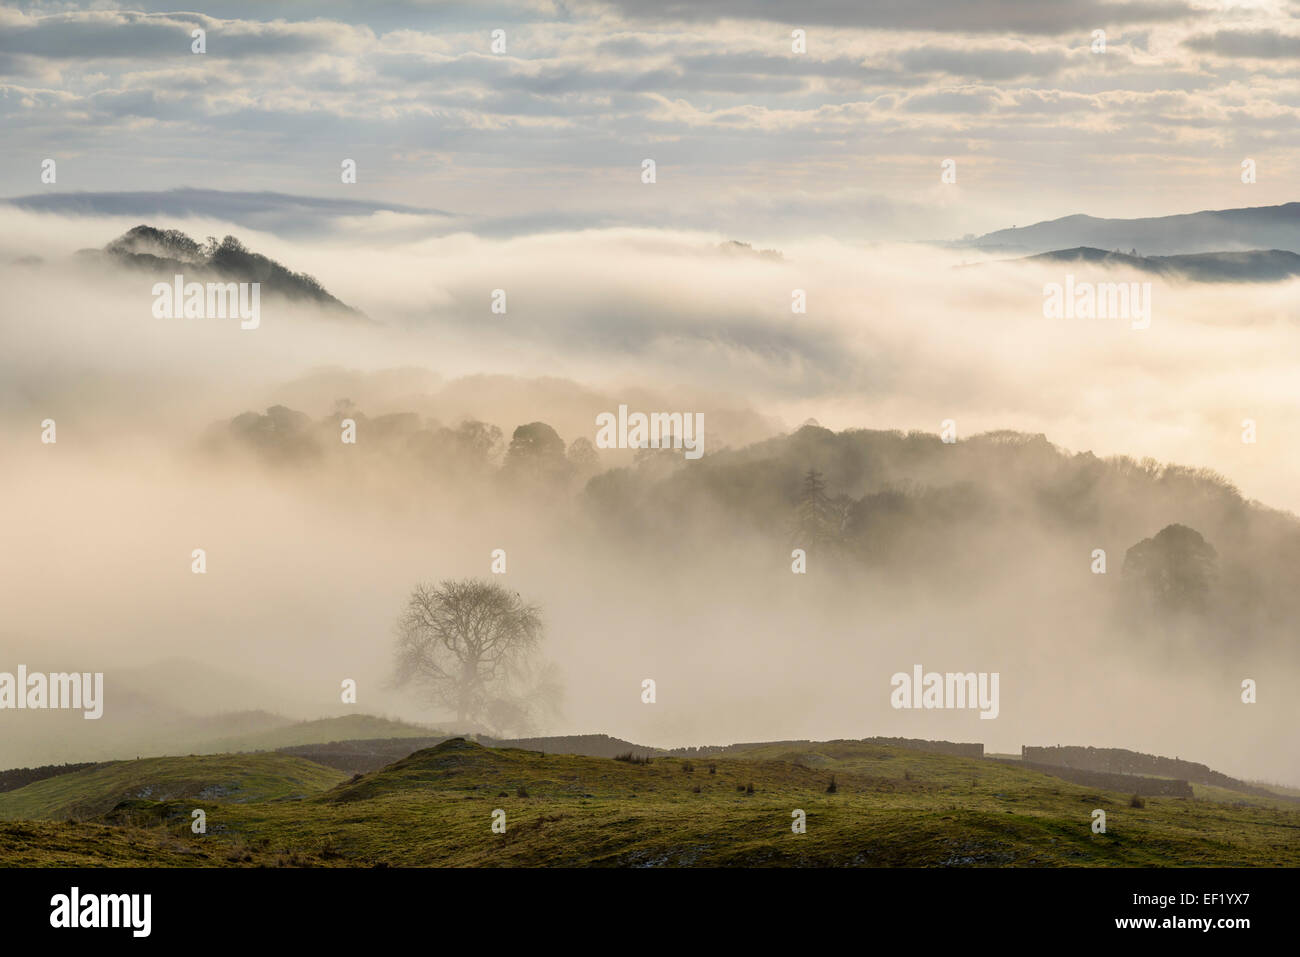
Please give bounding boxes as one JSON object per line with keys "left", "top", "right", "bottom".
{"left": 1, "top": 206, "right": 1297, "bottom": 785}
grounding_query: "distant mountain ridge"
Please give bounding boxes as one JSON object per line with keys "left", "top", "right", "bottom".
{"left": 1000, "top": 246, "right": 1300, "bottom": 283}
{"left": 959, "top": 202, "right": 1300, "bottom": 256}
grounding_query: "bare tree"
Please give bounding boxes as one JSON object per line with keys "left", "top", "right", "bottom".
{"left": 393, "top": 579, "right": 551, "bottom": 730}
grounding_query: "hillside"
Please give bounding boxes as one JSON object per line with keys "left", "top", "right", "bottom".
{"left": 0, "top": 700, "right": 294, "bottom": 770}
{"left": 200, "top": 715, "right": 440, "bottom": 754}
{"left": 488, "top": 733, "right": 662, "bottom": 759}
{"left": 189, "top": 408, "right": 1300, "bottom": 672}
{"left": 76, "top": 225, "right": 364, "bottom": 317}
{"left": 0, "top": 753, "right": 346, "bottom": 822}
{"left": 0, "top": 819, "right": 281, "bottom": 867}
{"left": 581, "top": 424, "right": 1300, "bottom": 666}
{"left": 0, "top": 762, "right": 100, "bottom": 795}
{"left": 1008, "top": 246, "right": 1300, "bottom": 282}
{"left": 0, "top": 655, "right": 320, "bottom": 769}
{"left": 1022, "top": 746, "right": 1296, "bottom": 801}
{"left": 3, "top": 738, "right": 1297, "bottom": 867}
{"left": 959, "top": 202, "right": 1300, "bottom": 255}
{"left": 280, "top": 732, "right": 659, "bottom": 775}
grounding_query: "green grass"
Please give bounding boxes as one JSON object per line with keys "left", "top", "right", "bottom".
{"left": 0, "top": 819, "right": 282, "bottom": 867}
{"left": 2, "top": 738, "right": 1298, "bottom": 867}
{"left": 1189, "top": 782, "right": 1300, "bottom": 810}
{"left": 0, "top": 753, "right": 347, "bottom": 822}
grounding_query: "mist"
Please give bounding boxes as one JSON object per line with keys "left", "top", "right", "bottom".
{"left": 1, "top": 205, "right": 1296, "bottom": 787}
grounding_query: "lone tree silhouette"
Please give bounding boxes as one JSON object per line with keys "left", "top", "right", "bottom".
{"left": 1121, "top": 523, "right": 1218, "bottom": 613}
{"left": 393, "top": 579, "right": 550, "bottom": 730}
{"left": 793, "top": 468, "right": 845, "bottom": 550}
{"left": 502, "top": 421, "right": 572, "bottom": 486}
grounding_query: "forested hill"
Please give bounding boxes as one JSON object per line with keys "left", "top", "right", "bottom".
{"left": 78, "top": 225, "right": 363, "bottom": 317}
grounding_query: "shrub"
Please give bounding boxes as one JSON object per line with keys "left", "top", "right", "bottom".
{"left": 516, "top": 785, "right": 529, "bottom": 798}
{"left": 709, "top": 763, "right": 716, "bottom": 775}
{"left": 1130, "top": 794, "right": 1145, "bottom": 808}
{"left": 614, "top": 751, "right": 652, "bottom": 765}
{"left": 682, "top": 761, "right": 694, "bottom": 773}
{"left": 745, "top": 782, "right": 755, "bottom": 795}
{"left": 826, "top": 775, "right": 837, "bottom": 794}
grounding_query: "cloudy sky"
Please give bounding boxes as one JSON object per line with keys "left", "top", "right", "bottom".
{"left": 2, "top": 0, "right": 1299, "bottom": 241}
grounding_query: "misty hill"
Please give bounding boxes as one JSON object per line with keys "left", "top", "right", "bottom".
{"left": 582, "top": 424, "right": 1300, "bottom": 660}
{"left": 0, "top": 700, "right": 385, "bottom": 771}
{"left": 7, "top": 737, "right": 1297, "bottom": 866}
{"left": 717, "top": 240, "right": 783, "bottom": 260}
{"left": 280, "top": 732, "right": 662, "bottom": 775}
{"left": 1021, "top": 745, "right": 1294, "bottom": 801}
{"left": 196, "top": 396, "right": 1300, "bottom": 665}
{"left": 113, "top": 657, "right": 319, "bottom": 716}
{"left": 960, "top": 202, "right": 1300, "bottom": 256}
{"left": 0, "top": 753, "right": 345, "bottom": 822}
{"left": 0, "top": 762, "right": 100, "bottom": 795}
{"left": 198, "top": 715, "right": 439, "bottom": 754}
{"left": 15, "top": 725, "right": 1282, "bottom": 811}
{"left": 1009, "top": 246, "right": 1300, "bottom": 282}
{"left": 487, "top": 733, "right": 663, "bottom": 759}
{"left": 669, "top": 737, "right": 983, "bottom": 759}
{"left": 0, "top": 657, "right": 397, "bottom": 770}
{"left": 288, "top": 734, "right": 1300, "bottom": 804}
{"left": 77, "top": 225, "right": 363, "bottom": 317}
{"left": 0, "top": 694, "right": 294, "bottom": 770}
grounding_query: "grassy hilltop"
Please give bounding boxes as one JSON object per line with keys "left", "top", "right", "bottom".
{"left": 0, "top": 738, "right": 1297, "bottom": 867}
{"left": 0, "top": 753, "right": 346, "bottom": 823}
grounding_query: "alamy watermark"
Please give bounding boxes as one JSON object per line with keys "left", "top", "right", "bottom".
{"left": 890, "top": 664, "right": 999, "bottom": 719}
{"left": 1043, "top": 274, "right": 1151, "bottom": 330}
{"left": 595, "top": 404, "right": 704, "bottom": 459}
{"left": 50, "top": 887, "right": 150, "bottom": 937}
{"left": 152, "top": 275, "right": 260, "bottom": 329}
{"left": 0, "top": 666, "right": 103, "bottom": 719}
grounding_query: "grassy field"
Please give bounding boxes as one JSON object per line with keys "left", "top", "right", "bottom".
{"left": 1, "top": 737, "right": 1296, "bottom": 867}
{"left": 0, "top": 754, "right": 346, "bottom": 822}
{"left": 0, "top": 819, "right": 284, "bottom": 867}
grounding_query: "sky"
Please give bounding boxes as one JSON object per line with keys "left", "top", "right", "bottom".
{"left": 3, "top": 0, "right": 1300, "bottom": 242}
